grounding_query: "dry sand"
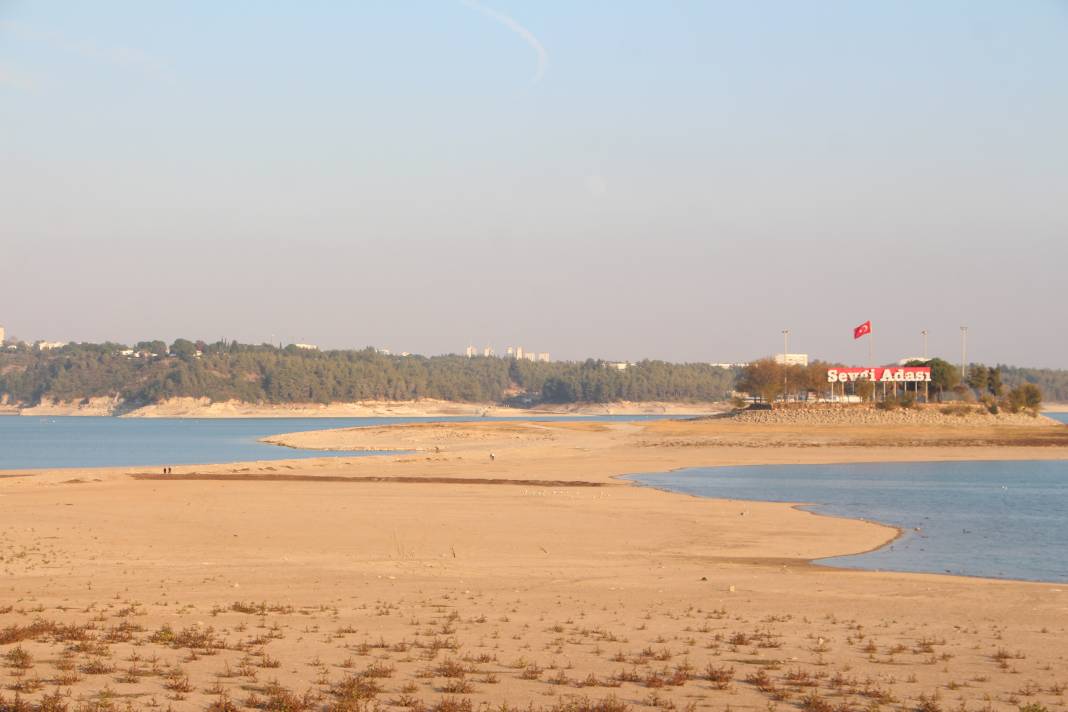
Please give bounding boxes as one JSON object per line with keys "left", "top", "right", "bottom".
{"left": 2, "top": 415, "right": 1068, "bottom": 712}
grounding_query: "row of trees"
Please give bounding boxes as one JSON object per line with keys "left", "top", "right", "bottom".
{"left": 2, "top": 340, "right": 1058, "bottom": 409}
{"left": 0, "top": 341, "right": 738, "bottom": 407}
{"left": 736, "top": 357, "right": 1044, "bottom": 412}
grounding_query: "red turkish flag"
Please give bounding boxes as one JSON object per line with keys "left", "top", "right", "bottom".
{"left": 853, "top": 321, "right": 872, "bottom": 339}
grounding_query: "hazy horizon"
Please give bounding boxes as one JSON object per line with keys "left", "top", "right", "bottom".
{"left": 3, "top": 2, "right": 1066, "bottom": 368}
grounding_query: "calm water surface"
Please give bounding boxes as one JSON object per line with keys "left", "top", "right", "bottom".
{"left": 5, "top": 413, "right": 1066, "bottom": 582}
{"left": 0, "top": 414, "right": 676, "bottom": 470}
{"left": 631, "top": 413, "right": 1068, "bottom": 583}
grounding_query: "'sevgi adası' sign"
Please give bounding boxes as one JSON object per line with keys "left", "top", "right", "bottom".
{"left": 827, "top": 367, "right": 932, "bottom": 383}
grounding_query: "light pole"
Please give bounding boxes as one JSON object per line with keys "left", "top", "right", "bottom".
{"left": 960, "top": 326, "right": 968, "bottom": 383}
{"left": 920, "top": 329, "right": 929, "bottom": 401}
{"left": 782, "top": 329, "right": 789, "bottom": 402}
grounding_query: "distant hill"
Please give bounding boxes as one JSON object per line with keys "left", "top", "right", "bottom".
{"left": 3, "top": 341, "right": 1062, "bottom": 411}
{"left": 996, "top": 365, "right": 1068, "bottom": 403}
{"left": 0, "top": 341, "right": 737, "bottom": 408}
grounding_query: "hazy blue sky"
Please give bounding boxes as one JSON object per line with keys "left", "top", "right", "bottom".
{"left": 2, "top": 2, "right": 1066, "bottom": 366}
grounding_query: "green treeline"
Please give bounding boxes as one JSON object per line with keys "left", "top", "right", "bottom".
{"left": 0, "top": 341, "right": 737, "bottom": 407}
{"left": 2, "top": 341, "right": 1064, "bottom": 408}
{"left": 994, "top": 365, "right": 1068, "bottom": 403}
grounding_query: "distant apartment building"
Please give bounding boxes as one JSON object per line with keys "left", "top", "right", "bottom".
{"left": 607, "top": 361, "right": 631, "bottom": 371}
{"left": 469, "top": 345, "right": 546, "bottom": 361}
{"left": 506, "top": 347, "right": 549, "bottom": 362}
{"left": 0, "top": 325, "right": 5, "bottom": 344}
{"left": 774, "top": 353, "right": 809, "bottom": 367}
{"left": 35, "top": 341, "right": 68, "bottom": 351}
{"left": 712, "top": 362, "right": 749, "bottom": 369}
{"left": 292, "top": 343, "right": 319, "bottom": 350}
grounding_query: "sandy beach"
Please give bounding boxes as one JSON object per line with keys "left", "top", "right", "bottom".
{"left": 8, "top": 2, "right": 1067, "bottom": 710}
{"left": 2, "top": 413, "right": 1067, "bottom": 712}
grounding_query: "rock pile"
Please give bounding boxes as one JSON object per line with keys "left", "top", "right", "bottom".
{"left": 727, "top": 404, "right": 1054, "bottom": 427}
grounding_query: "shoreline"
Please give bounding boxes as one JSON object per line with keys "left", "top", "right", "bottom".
{"left": 5, "top": 418, "right": 1067, "bottom": 581}
{"left": 623, "top": 456, "right": 1067, "bottom": 584}
{"left": 622, "top": 475, "right": 909, "bottom": 577}
{"left": 3, "top": 416, "right": 1068, "bottom": 709}
{"left": 2, "top": 396, "right": 729, "bottom": 418}
{"left": 261, "top": 416, "right": 1068, "bottom": 582}
{"left": 2, "top": 441, "right": 1064, "bottom": 586}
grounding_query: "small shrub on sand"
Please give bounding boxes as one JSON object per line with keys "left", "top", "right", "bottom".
{"left": 800, "top": 693, "right": 834, "bottom": 712}
{"left": 916, "top": 694, "right": 943, "bottom": 712}
{"left": 520, "top": 662, "right": 544, "bottom": 680}
{"left": 434, "top": 659, "right": 466, "bottom": 678}
{"left": 331, "top": 674, "right": 382, "bottom": 703}
{"left": 704, "top": 663, "right": 734, "bottom": 689}
{"left": 205, "top": 692, "right": 242, "bottom": 712}
{"left": 363, "top": 661, "right": 395, "bottom": 679}
{"left": 0, "top": 620, "right": 56, "bottom": 645}
{"left": 0, "top": 692, "right": 35, "bottom": 712}
{"left": 3, "top": 646, "right": 33, "bottom": 670}
{"left": 430, "top": 698, "right": 473, "bottom": 712}
{"left": 1018, "top": 705, "right": 1050, "bottom": 712}
{"left": 255, "top": 682, "right": 318, "bottom": 711}
{"left": 37, "top": 690, "right": 70, "bottom": 712}
{"left": 439, "top": 678, "right": 475, "bottom": 694}
{"left": 80, "top": 658, "right": 116, "bottom": 675}
{"left": 548, "top": 695, "right": 629, "bottom": 712}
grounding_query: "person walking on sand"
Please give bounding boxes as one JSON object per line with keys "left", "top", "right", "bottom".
{"left": 489, "top": 452, "right": 495, "bottom": 461}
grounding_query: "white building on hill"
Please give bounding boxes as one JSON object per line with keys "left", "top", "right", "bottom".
{"left": 774, "top": 353, "right": 809, "bottom": 367}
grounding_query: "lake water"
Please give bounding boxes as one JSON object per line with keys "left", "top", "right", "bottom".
{"left": 4, "top": 413, "right": 1066, "bottom": 582}
{"left": 0, "top": 414, "right": 677, "bottom": 471}
{"left": 630, "top": 413, "right": 1068, "bottom": 583}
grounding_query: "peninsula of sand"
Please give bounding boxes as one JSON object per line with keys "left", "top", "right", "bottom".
{"left": 2, "top": 407, "right": 1067, "bottom": 712}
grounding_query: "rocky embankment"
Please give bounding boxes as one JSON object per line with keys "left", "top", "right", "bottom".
{"left": 727, "top": 404, "right": 1055, "bottom": 427}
